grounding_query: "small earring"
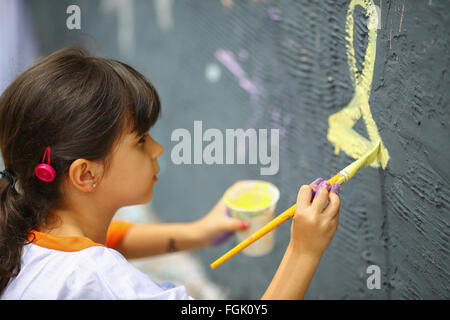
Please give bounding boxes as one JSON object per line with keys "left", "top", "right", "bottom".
{"left": 92, "top": 183, "right": 97, "bottom": 188}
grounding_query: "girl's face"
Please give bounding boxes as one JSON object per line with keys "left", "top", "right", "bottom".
{"left": 100, "top": 126, "right": 164, "bottom": 207}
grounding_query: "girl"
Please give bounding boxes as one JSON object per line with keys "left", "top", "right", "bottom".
{"left": 0, "top": 46, "right": 340, "bottom": 299}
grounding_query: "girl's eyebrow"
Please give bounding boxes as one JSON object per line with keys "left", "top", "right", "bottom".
{"left": 132, "top": 131, "right": 144, "bottom": 139}
{"left": 132, "top": 132, "right": 148, "bottom": 141}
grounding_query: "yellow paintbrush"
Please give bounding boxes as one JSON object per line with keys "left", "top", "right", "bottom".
{"left": 210, "top": 140, "right": 382, "bottom": 269}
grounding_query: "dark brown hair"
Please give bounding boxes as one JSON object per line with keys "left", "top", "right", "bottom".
{"left": 0, "top": 45, "right": 161, "bottom": 294}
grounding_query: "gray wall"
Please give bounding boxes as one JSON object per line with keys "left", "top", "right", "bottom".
{"left": 26, "top": 0, "right": 449, "bottom": 299}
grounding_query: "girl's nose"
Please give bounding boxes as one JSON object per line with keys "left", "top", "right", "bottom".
{"left": 150, "top": 137, "right": 164, "bottom": 159}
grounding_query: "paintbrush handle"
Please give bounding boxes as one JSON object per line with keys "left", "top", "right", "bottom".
{"left": 328, "top": 173, "right": 343, "bottom": 185}
{"left": 210, "top": 203, "right": 296, "bottom": 269}
{"left": 210, "top": 174, "right": 345, "bottom": 269}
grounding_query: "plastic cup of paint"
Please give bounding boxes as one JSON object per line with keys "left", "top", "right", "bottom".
{"left": 223, "top": 180, "right": 280, "bottom": 257}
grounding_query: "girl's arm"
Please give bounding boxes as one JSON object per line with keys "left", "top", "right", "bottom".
{"left": 262, "top": 181, "right": 340, "bottom": 300}
{"left": 261, "top": 245, "right": 321, "bottom": 299}
{"left": 114, "top": 198, "right": 246, "bottom": 259}
{"left": 114, "top": 221, "right": 210, "bottom": 259}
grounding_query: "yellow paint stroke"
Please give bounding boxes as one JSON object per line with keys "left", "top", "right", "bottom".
{"left": 327, "top": 0, "right": 389, "bottom": 169}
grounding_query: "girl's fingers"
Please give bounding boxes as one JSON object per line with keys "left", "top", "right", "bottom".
{"left": 311, "top": 181, "right": 331, "bottom": 212}
{"left": 296, "top": 184, "right": 313, "bottom": 209}
{"left": 310, "top": 177, "right": 324, "bottom": 197}
{"left": 227, "top": 218, "right": 249, "bottom": 231}
{"left": 323, "top": 191, "right": 341, "bottom": 219}
{"left": 310, "top": 177, "right": 324, "bottom": 188}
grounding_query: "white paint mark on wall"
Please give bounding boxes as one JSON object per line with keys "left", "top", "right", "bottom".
{"left": 154, "top": 0, "right": 174, "bottom": 32}
{"left": 101, "top": 0, "right": 135, "bottom": 57}
{"left": 205, "top": 63, "right": 222, "bottom": 83}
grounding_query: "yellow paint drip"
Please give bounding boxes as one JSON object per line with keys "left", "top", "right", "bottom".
{"left": 327, "top": 0, "right": 390, "bottom": 169}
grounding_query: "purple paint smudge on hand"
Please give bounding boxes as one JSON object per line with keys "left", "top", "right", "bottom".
{"left": 211, "top": 231, "right": 234, "bottom": 247}
{"left": 310, "top": 177, "right": 323, "bottom": 197}
{"left": 314, "top": 181, "right": 331, "bottom": 198}
{"left": 211, "top": 208, "right": 235, "bottom": 247}
{"left": 310, "top": 177, "right": 324, "bottom": 187}
{"left": 331, "top": 183, "right": 340, "bottom": 195}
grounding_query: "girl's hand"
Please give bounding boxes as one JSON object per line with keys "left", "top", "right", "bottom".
{"left": 196, "top": 195, "right": 249, "bottom": 247}
{"left": 289, "top": 178, "right": 341, "bottom": 259}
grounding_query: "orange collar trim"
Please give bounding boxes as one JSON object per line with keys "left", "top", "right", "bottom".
{"left": 28, "top": 230, "right": 104, "bottom": 252}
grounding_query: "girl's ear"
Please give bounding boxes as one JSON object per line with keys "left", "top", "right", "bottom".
{"left": 68, "top": 159, "right": 102, "bottom": 192}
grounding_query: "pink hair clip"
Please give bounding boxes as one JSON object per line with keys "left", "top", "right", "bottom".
{"left": 34, "top": 146, "right": 56, "bottom": 182}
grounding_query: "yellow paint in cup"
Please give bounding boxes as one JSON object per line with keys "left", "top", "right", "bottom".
{"left": 224, "top": 180, "right": 280, "bottom": 256}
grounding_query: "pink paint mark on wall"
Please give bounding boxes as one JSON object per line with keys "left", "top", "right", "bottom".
{"left": 215, "top": 49, "right": 265, "bottom": 103}
{"left": 268, "top": 106, "right": 291, "bottom": 138}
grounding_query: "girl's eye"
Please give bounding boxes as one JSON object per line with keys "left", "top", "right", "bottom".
{"left": 138, "top": 136, "right": 146, "bottom": 144}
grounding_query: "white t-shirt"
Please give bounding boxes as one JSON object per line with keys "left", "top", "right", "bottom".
{"left": 1, "top": 222, "right": 193, "bottom": 300}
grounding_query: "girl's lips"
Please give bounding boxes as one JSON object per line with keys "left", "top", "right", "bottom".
{"left": 153, "top": 175, "right": 158, "bottom": 182}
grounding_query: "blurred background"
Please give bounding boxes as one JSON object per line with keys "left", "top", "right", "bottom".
{"left": 0, "top": 0, "right": 449, "bottom": 299}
